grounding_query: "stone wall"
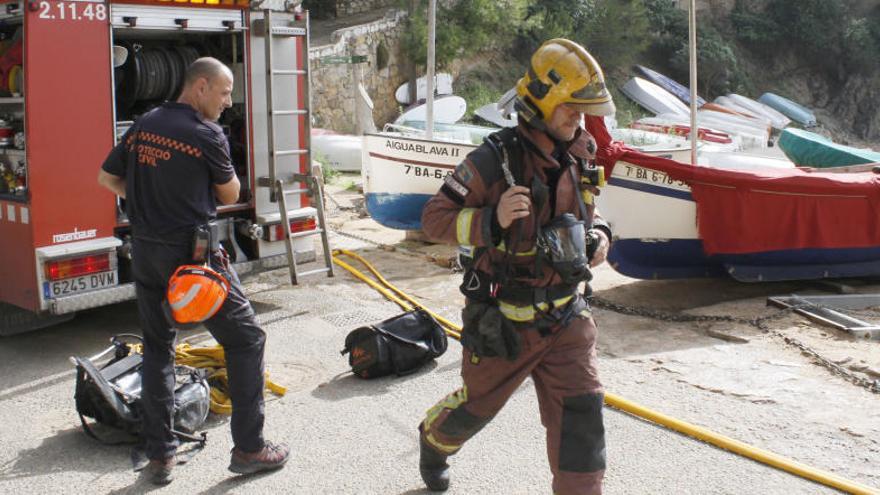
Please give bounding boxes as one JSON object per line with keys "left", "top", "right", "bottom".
{"left": 310, "top": 9, "right": 409, "bottom": 133}
{"left": 336, "top": 0, "right": 396, "bottom": 16}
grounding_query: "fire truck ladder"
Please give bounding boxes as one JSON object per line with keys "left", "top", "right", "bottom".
{"left": 258, "top": 9, "right": 333, "bottom": 285}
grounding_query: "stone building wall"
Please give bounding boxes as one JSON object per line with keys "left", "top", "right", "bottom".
{"left": 310, "top": 9, "right": 409, "bottom": 133}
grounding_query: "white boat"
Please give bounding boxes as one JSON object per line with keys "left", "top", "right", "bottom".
{"left": 697, "top": 150, "right": 796, "bottom": 171}
{"left": 726, "top": 93, "right": 791, "bottom": 130}
{"left": 474, "top": 103, "right": 517, "bottom": 128}
{"left": 363, "top": 125, "right": 702, "bottom": 231}
{"left": 711, "top": 97, "right": 774, "bottom": 130}
{"left": 656, "top": 111, "right": 769, "bottom": 149}
{"left": 594, "top": 144, "right": 880, "bottom": 282}
{"left": 632, "top": 117, "right": 742, "bottom": 151}
{"left": 394, "top": 72, "right": 454, "bottom": 105}
{"left": 311, "top": 130, "right": 363, "bottom": 173}
{"left": 395, "top": 120, "right": 498, "bottom": 145}
{"left": 620, "top": 77, "right": 690, "bottom": 116}
{"left": 609, "top": 128, "right": 696, "bottom": 162}
{"left": 393, "top": 95, "right": 467, "bottom": 125}
{"left": 362, "top": 132, "right": 476, "bottom": 230}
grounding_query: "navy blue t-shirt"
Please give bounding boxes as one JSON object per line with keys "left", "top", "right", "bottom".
{"left": 102, "top": 102, "right": 235, "bottom": 237}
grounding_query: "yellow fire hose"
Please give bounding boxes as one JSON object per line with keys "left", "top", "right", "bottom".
{"left": 332, "top": 249, "right": 878, "bottom": 495}
{"left": 129, "top": 342, "right": 287, "bottom": 414}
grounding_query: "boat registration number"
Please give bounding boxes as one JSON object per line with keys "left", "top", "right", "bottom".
{"left": 45, "top": 271, "right": 118, "bottom": 299}
{"left": 619, "top": 164, "right": 689, "bottom": 190}
{"left": 403, "top": 164, "right": 453, "bottom": 179}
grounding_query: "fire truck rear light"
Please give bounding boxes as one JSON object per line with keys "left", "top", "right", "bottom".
{"left": 45, "top": 254, "right": 111, "bottom": 281}
{"left": 264, "top": 218, "right": 317, "bottom": 242}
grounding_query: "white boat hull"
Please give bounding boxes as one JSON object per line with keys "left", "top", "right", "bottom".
{"left": 362, "top": 133, "right": 476, "bottom": 230}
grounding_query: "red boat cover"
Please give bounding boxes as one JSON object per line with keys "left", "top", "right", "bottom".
{"left": 586, "top": 116, "right": 880, "bottom": 255}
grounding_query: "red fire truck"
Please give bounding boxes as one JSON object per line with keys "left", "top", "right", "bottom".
{"left": 0, "top": 0, "right": 322, "bottom": 334}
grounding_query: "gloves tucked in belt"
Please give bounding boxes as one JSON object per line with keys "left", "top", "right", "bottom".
{"left": 460, "top": 303, "right": 521, "bottom": 361}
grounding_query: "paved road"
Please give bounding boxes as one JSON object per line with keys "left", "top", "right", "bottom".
{"left": 0, "top": 231, "right": 878, "bottom": 494}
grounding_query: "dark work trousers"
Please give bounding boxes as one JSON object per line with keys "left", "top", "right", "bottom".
{"left": 420, "top": 311, "right": 605, "bottom": 495}
{"left": 132, "top": 237, "right": 267, "bottom": 460}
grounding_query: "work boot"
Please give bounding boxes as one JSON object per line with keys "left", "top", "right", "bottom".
{"left": 228, "top": 440, "right": 290, "bottom": 475}
{"left": 145, "top": 456, "right": 176, "bottom": 486}
{"left": 419, "top": 437, "right": 450, "bottom": 492}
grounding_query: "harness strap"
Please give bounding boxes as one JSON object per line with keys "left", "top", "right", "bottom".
{"left": 497, "top": 283, "right": 578, "bottom": 305}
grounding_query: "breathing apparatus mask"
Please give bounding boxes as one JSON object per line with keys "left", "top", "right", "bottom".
{"left": 537, "top": 213, "right": 591, "bottom": 285}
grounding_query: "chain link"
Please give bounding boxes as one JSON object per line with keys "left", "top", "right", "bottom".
{"left": 591, "top": 296, "right": 880, "bottom": 394}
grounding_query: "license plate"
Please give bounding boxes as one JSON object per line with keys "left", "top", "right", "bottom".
{"left": 45, "top": 271, "right": 118, "bottom": 299}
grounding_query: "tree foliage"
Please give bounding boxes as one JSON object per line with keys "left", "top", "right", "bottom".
{"left": 519, "top": 0, "right": 649, "bottom": 70}
{"left": 401, "top": 0, "right": 521, "bottom": 70}
{"left": 644, "top": 0, "right": 743, "bottom": 96}
{"left": 732, "top": 0, "right": 880, "bottom": 77}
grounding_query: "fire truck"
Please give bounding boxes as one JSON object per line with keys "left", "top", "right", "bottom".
{"left": 0, "top": 0, "right": 329, "bottom": 335}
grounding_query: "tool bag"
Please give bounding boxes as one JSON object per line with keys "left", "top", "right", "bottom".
{"left": 340, "top": 309, "right": 448, "bottom": 379}
{"left": 73, "top": 334, "right": 209, "bottom": 445}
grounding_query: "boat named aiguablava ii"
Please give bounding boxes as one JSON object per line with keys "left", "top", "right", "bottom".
{"left": 362, "top": 133, "right": 476, "bottom": 230}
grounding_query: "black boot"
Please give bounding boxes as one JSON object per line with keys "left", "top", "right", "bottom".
{"left": 419, "top": 437, "right": 450, "bottom": 492}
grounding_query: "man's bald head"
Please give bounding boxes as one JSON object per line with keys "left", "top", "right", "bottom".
{"left": 183, "top": 57, "right": 233, "bottom": 88}
{"left": 178, "top": 57, "right": 234, "bottom": 121}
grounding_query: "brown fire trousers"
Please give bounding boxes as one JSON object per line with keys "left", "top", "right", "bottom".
{"left": 420, "top": 308, "right": 605, "bottom": 495}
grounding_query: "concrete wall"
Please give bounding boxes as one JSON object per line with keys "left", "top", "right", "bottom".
{"left": 310, "top": 9, "right": 409, "bottom": 133}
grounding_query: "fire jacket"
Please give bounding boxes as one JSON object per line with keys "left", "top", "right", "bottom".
{"left": 422, "top": 123, "right": 610, "bottom": 320}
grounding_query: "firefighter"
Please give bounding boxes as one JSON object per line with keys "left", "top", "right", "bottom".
{"left": 97, "top": 57, "right": 289, "bottom": 485}
{"left": 417, "top": 39, "right": 615, "bottom": 494}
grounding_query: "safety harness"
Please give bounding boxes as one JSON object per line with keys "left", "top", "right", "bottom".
{"left": 465, "top": 127, "right": 599, "bottom": 329}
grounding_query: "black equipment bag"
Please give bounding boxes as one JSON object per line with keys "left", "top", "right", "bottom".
{"left": 73, "top": 334, "right": 209, "bottom": 445}
{"left": 341, "top": 309, "right": 448, "bottom": 379}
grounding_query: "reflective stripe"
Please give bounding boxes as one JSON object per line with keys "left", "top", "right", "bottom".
{"left": 204, "top": 293, "right": 224, "bottom": 319}
{"left": 425, "top": 432, "right": 461, "bottom": 455}
{"left": 170, "top": 283, "right": 202, "bottom": 311}
{"left": 456, "top": 208, "right": 477, "bottom": 245}
{"left": 423, "top": 386, "right": 468, "bottom": 433}
{"left": 495, "top": 240, "right": 537, "bottom": 256}
{"left": 498, "top": 295, "right": 575, "bottom": 322}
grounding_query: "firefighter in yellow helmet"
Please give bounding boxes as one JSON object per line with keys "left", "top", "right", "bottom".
{"left": 417, "top": 39, "right": 613, "bottom": 494}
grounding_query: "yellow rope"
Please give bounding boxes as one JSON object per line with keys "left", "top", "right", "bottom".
{"left": 128, "top": 342, "right": 287, "bottom": 415}
{"left": 331, "top": 249, "right": 461, "bottom": 340}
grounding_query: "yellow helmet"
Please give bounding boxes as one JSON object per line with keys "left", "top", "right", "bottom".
{"left": 515, "top": 39, "right": 615, "bottom": 127}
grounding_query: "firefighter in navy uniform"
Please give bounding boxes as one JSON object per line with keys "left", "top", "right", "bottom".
{"left": 417, "top": 39, "right": 615, "bottom": 494}
{"left": 98, "top": 57, "right": 289, "bottom": 485}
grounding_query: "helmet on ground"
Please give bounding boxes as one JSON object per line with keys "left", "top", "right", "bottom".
{"left": 163, "top": 264, "right": 230, "bottom": 327}
{"left": 515, "top": 38, "right": 615, "bottom": 127}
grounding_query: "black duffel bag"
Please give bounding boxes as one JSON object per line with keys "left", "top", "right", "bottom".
{"left": 73, "top": 334, "right": 209, "bottom": 445}
{"left": 341, "top": 309, "right": 448, "bottom": 379}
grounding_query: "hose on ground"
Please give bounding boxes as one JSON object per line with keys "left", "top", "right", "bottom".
{"left": 331, "top": 249, "right": 878, "bottom": 495}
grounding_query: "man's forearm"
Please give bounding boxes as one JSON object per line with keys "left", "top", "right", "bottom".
{"left": 98, "top": 170, "right": 126, "bottom": 198}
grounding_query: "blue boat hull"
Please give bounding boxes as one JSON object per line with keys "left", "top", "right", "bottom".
{"left": 609, "top": 239, "right": 880, "bottom": 282}
{"left": 365, "top": 192, "right": 432, "bottom": 231}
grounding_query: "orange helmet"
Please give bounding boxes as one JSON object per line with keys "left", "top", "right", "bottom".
{"left": 163, "top": 265, "right": 230, "bottom": 327}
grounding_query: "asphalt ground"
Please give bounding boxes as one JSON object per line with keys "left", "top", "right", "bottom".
{"left": 0, "top": 195, "right": 878, "bottom": 493}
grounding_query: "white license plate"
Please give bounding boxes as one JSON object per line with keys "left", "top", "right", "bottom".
{"left": 45, "top": 271, "right": 118, "bottom": 299}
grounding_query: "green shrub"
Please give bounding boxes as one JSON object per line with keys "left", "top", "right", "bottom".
{"left": 401, "top": 0, "right": 523, "bottom": 70}
{"left": 843, "top": 18, "right": 880, "bottom": 73}
{"left": 520, "top": 0, "right": 649, "bottom": 70}
{"left": 731, "top": 0, "right": 782, "bottom": 46}
{"left": 456, "top": 80, "right": 501, "bottom": 123}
